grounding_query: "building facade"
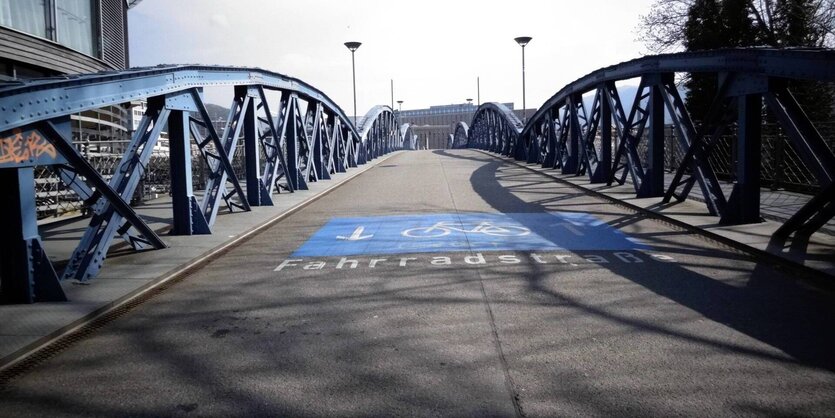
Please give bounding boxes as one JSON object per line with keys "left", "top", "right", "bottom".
{"left": 0, "top": 0, "right": 141, "bottom": 217}
{"left": 0, "top": 0, "right": 133, "bottom": 77}
{"left": 1, "top": 0, "right": 140, "bottom": 151}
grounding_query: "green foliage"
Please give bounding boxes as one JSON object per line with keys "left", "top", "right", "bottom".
{"left": 683, "top": 0, "right": 834, "bottom": 121}
{"left": 683, "top": 0, "right": 758, "bottom": 119}
{"left": 772, "top": 0, "right": 835, "bottom": 121}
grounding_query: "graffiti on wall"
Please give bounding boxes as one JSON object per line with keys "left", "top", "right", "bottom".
{"left": 0, "top": 129, "right": 61, "bottom": 167}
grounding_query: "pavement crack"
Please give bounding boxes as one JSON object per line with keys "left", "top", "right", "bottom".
{"left": 438, "top": 154, "right": 525, "bottom": 418}
{"left": 474, "top": 267, "right": 526, "bottom": 418}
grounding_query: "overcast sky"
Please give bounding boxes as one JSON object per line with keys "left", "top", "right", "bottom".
{"left": 129, "top": 0, "right": 655, "bottom": 114}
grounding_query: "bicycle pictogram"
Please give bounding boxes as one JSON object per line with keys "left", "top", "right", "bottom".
{"left": 402, "top": 221, "right": 531, "bottom": 238}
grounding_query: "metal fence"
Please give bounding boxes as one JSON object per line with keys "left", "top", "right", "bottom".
{"left": 35, "top": 134, "right": 258, "bottom": 220}
{"left": 631, "top": 122, "right": 834, "bottom": 194}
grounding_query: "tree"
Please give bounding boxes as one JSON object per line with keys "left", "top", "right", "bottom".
{"left": 683, "top": 0, "right": 758, "bottom": 118}
{"left": 638, "top": 0, "right": 835, "bottom": 52}
{"left": 722, "top": 0, "right": 759, "bottom": 46}
{"left": 683, "top": 0, "right": 723, "bottom": 118}
{"left": 772, "top": 0, "right": 835, "bottom": 121}
{"left": 641, "top": 0, "right": 834, "bottom": 121}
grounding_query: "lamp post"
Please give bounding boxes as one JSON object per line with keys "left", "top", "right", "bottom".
{"left": 397, "top": 100, "right": 403, "bottom": 112}
{"left": 514, "top": 36, "right": 532, "bottom": 123}
{"left": 344, "top": 41, "right": 362, "bottom": 126}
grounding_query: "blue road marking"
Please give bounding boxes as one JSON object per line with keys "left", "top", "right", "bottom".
{"left": 292, "top": 212, "right": 647, "bottom": 257}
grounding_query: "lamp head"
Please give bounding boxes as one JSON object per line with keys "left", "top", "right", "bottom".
{"left": 397, "top": 100, "right": 403, "bottom": 104}
{"left": 344, "top": 41, "right": 362, "bottom": 52}
{"left": 514, "top": 36, "right": 532, "bottom": 47}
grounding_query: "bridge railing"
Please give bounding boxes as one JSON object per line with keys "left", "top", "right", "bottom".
{"left": 465, "top": 48, "right": 835, "bottom": 240}
{"left": 356, "top": 105, "right": 403, "bottom": 162}
{"left": 0, "top": 65, "right": 404, "bottom": 303}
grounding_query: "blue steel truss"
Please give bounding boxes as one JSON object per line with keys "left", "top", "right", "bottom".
{"left": 465, "top": 48, "right": 835, "bottom": 238}
{"left": 0, "top": 65, "right": 405, "bottom": 303}
{"left": 400, "top": 123, "right": 418, "bottom": 150}
{"left": 466, "top": 102, "right": 523, "bottom": 156}
{"left": 357, "top": 105, "right": 399, "bottom": 161}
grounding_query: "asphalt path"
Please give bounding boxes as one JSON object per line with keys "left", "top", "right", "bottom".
{"left": 1, "top": 150, "right": 834, "bottom": 417}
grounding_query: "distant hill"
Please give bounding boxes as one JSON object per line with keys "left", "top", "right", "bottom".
{"left": 204, "top": 103, "right": 230, "bottom": 122}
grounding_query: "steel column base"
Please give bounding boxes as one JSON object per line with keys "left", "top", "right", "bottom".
{"left": 0, "top": 168, "right": 66, "bottom": 304}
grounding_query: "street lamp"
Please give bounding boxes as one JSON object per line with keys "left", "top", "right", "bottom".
{"left": 344, "top": 41, "right": 362, "bottom": 126}
{"left": 466, "top": 98, "right": 473, "bottom": 105}
{"left": 396, "top": 100, "right": 403, "bottom": 112}
{"left": 514, "top": 36, "right": 532, "bottom": 123}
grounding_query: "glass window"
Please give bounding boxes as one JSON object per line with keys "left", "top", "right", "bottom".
{"left": 0, "top": 0, "right": 47, "bottom": 37}
{"left": 56, "top": 0, "right": 94, "bottom": 55}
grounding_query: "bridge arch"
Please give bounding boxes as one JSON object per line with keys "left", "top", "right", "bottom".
{"left": 450, "top": 121, "right": 469, "bottom": 149}
{"left": 468, "top": 102, "right": 524, "bottom": 156}
{"left": 0, "top": 65, "right": 399, "bottom": 301}
{"left": 357, "top": 105, "right": 401, "bottom": 162}
{"left": 400, "top": 123, "right": 418, "bottom": 150}
{"left": 468, "top": 48, "right": 835, "bottom": 240}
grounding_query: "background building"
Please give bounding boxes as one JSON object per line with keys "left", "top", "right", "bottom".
{"left": 398, "top": 102, "right": 534, "bottom": 149}
{"left": 0, "top": 0, "right": 134, "bottom": 77}
{"left": 0, "top": 0, "right": 142, "bottom": 218}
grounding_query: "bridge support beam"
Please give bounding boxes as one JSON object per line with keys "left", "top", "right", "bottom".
{"left": 766, "top": 83, "right": 835, "bottom": 236}
{"left": 169, "top": 109, "right": 210, "bottom": 235}
{"left": 244, "top": 91, "right": 264, "bottom": 206}
{"left": 0, "top": 167, "right": 66, "bottom": 303}
{"left": 598, "top": 90, "right": 612, "bottom": 183}
{"left": 38, "top": 116, "right": 167, "bottom": 282}
{"left": 563, "top": 96, "right": 581, "bottom": 174}
{"left": 640, "top": 83, "right": 666, "bottom": 197}
{"left": 542, "top": 110, "right": 557, "bottom": 168}
{"left": 722, "top": 93, "right": 762, "bottom": 224}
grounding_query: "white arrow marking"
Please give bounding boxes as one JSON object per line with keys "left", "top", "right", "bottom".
{"left": 337, "top": 226, "right": 374, "bottom": 241}
{"left": 550, "top": 222, "right": 585, "bottom": 236}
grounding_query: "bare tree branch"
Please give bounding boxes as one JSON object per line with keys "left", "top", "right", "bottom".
{"left": 636, "top": 0, "right": 835, "bottom": 51}
{"left": 747, "top": 0, "right": 779, "bottom": 45}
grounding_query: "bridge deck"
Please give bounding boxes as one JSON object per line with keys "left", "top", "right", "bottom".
{"left": 1, "top": 150, "right": 834, "bottom": 416}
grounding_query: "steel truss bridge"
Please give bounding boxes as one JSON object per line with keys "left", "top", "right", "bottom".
{"left": 0, "top": 48, "right": 833, "bottom": 304}
{"left": 460, "top": 48, "right": 835, "bottom": 240}
{"left": 0, "top": 66, "right": 404, "bottom": 303}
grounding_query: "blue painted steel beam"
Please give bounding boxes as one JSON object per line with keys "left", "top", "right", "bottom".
{"left": 285, "top": 95, "right": 307, "bottom": 191}
{"left": 168, "top": 108, "right": 210, "bottom": 235}
{"left": 190, "top": 88, "right": 252, "bottom": 225}
{"left": 659, "top": 74, "right": 728, "bottom": 216}
{"left": 0, "top": 66, "right": 361, "bottom": 141}
{"left": 257, "top": 87, "right": 294, "bottom": 199}
{"left": 466, "top": 48, "right": 834, "bottom": 234}
{"left": 37, "top": 118, "right": 167, "bottom": 281}
{"left": 521, "top": 48, "right": 835, "bottom": 140}
{"left": 642, "top": 83, "right": 666, "bottom": 198}
{"left": 598, "top": 89, "right": 612, "bottom": 182}
{"left": 0, "top": 63, "right": 407, "bottom": 299}
{"left": 722, "top": 93, "right": 762, "bottom": 224}
{"left": 0, "top": 166, "right": 65, "bottom": 303}
{"left": 542, "top": 108, "right": 558, "bottom": 168}
{"left": 564, "top": 95, "right": 582, "bottom": 175}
